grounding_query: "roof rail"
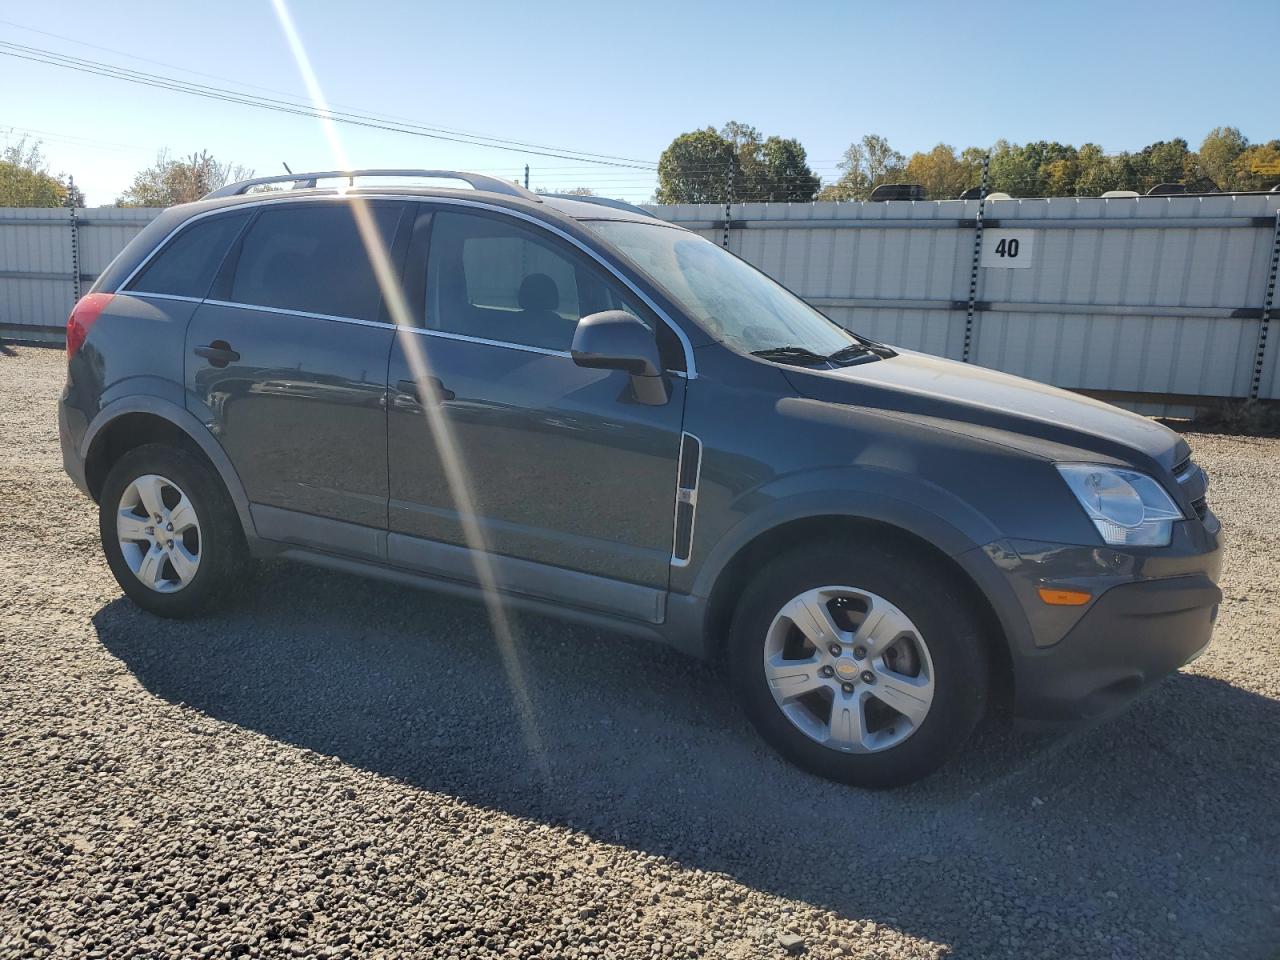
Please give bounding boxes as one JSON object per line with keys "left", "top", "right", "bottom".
{"left": 204, "top": 169, "right": 541, "bottom": 201}
{"left": 541, "top": 193, "right": 654, "bottom": 217}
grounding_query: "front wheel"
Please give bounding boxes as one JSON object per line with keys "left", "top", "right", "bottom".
{"left": 729, "top": 540, "right": 990, "bottom": 788}
{"left": 99, "top": 444, "right": 248, "bottom": 617}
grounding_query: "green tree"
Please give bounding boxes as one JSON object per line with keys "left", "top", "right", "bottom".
{"left": 0, "top": 135, "right": 71, "bottom": 207}
{"left": 656, "top": 128, "right": 735, "bottom": 204}
{"left": 989, "top": 141, "right": 1077, "bottom": 197}
{"left": 1197, "top": 126, "right": 1248, "bottom": 191}
{"left": 1074, "top": 143, "right": 1121, "bottom": 195}
{"left": 1132, "top": 138, "right": 1194, "bottom": 192}
{"left": 117, "top": 150, "right": 253, "bottom": 206}
{"left": 657, "top": 123, "right": 820, "bottom": 203}
{"left": 746, "top": 135, "right": 820, "bottom": 201}
{"left": 819, "top": 134, "right": 905, "bottom": 200}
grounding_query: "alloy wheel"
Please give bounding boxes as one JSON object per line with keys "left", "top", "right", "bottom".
{"left": 115, "top": 474, "right": 201, "bottom": 593}
{"left": 762, "top": 585, "right": 936, "bottom": 753}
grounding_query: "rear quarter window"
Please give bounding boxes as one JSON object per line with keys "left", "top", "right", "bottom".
{"left": 127, "top": 212, "right": 250, "bottom": 298}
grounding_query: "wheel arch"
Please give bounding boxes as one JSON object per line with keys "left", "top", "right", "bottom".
{"left": 697, "top": 510, "right": 1016, "bottom": 712}
{"left": 82, "top": 397, "right": 257, "bottom": 539}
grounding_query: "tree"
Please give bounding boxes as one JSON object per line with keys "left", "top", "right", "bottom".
{"left": 988, "top": 140, "right": 1078, "bottom": 197}
{"left": 1131, "top": 138, "right": 1194, "bottom": 192}
{"left": 62, "top": 178, "right": 86, "bottom": 208}
{"left": 0, "top": 135, "right": 72, "bottom": 207}
{"left": 117, "top": 150, "right": 253, "bottom": 206}
{"left": 656, "top": 124, "right": 820, "bottom": 203}
{"left": 1234, "top": 141, "right": 1280, "bottom": 192}
{"left": 1074, "top": 143, "right": 1121, "bottom": 196}
{"left": 1197, "top": 126, "right": 1248, "bottom": 191}
{"left": 656, "top": 128, "right": 736, "bottom": 204}
{"left": 820, "top": 135, "right": 906, "bottom": 200}
{"left": 746, "top": 135, "right": 820, "bottom": 202}
{"left": 902, "top": 144, "right": 981, "bottom": 199}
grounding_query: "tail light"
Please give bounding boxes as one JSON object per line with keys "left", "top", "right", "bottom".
{"left": 66, "top": 292, "right": 113, "bottom": 358}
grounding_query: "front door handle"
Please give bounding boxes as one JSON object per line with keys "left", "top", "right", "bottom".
{"left": 194, "top": 340, "right": 240, "bottom": 368}
{"left": 397, "top": 377, "right": 455, "bottom": 404}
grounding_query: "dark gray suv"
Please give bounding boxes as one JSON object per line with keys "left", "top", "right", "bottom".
{"left": 59, "top": 170, "right": 1223, "bottom": 787}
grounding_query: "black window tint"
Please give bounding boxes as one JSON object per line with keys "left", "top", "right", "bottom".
{"left": 427, "top": 211, "right": 623, "bottom": 353}
{"left": 129, "top": 212, "right": 248, "bottom": 298}
{"left": 228, "top": 203, "right": 401, "bottom": 321}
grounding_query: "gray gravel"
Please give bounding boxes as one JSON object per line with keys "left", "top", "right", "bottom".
{"left": 2, "top": 346, "right": 1278, "bottom": 959}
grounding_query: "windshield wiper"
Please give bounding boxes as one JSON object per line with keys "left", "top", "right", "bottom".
{"left": 750, "top": 346, "right": 830, "bottom": 366}
{"left": 826, "top": 343, "right": 874, "bottom": 363}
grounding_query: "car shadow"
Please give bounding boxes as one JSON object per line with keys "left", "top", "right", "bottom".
{"left": 93, "top": 561, "right": 1279, "bottom": 958}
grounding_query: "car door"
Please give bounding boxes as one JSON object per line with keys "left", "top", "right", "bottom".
{"left": 386, "top": 205, "right": 688, "bottom": 622}
{"left": 185, "top": 199, "right": 409, "bottom": 557}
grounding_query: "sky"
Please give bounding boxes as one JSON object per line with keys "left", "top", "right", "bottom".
{"left": 1, "top": 0, "right": 1276, "bottom": 206}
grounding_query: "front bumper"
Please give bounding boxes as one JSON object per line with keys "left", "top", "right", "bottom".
{"left": 1010, "top": 572, "right": 1220, "bottom": 724}
{"left": 960, "top": 513, "right": 1224, "bottom": 725}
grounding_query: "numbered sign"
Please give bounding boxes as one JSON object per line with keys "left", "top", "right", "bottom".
{"left": 981, "top": 230, "right": 1034, "bottom": 269}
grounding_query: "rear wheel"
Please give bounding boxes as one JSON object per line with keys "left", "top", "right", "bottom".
{"left": 729, "top": 539, "right": 990, "bottom": 788}
{"left": 99, "top": 444, "right": 247, "bottom": 617}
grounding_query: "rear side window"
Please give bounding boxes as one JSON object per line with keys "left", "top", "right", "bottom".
{"left": 128, "top": 212, "right": 249, "bottom": 298}
{"left": 226, "top": 202, "right": 402, "bottom": 321}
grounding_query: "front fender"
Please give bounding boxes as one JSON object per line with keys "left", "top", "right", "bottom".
{"left": 82, "top": 394, "right": 257, "bottom": 539}
{"left": 685, "top": 465, "right": 1001, "bottom": 602}
{"left": 669, "top": 467, "right": 1036, "bottom": 667}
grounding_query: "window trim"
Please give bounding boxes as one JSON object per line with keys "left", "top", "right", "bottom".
{"left": 121, "top": 209, "right": 252, "bottom": 301}
{"left": 113, "top": 193, "right": 697, "bottom": 378}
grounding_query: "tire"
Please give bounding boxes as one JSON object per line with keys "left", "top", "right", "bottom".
{"left": 728, "top": 539, "right": 990, "bottom": 788}
{"left": 99, "top": 443, "right": 248, "bottom": 618}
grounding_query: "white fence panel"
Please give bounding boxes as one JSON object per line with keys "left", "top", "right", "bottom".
{"left": 4, "top": 196, "right": 1279, "bottom": 410}
{"left": 0, "top": 208, "right": 77, "bottom": 342}
{"left": 650, "top": 195, "right": 1280, "bottom": 407}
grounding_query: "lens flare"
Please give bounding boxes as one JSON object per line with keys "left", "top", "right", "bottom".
{"left": 270, "top": 0, "right": 548, "bottom": 778}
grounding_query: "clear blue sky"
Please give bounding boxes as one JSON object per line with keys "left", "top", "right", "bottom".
{"left": 2, "top": 0, "right": 1275, "bottom": 205}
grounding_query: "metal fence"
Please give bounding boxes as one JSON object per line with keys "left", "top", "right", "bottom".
{"left": 651, "top": 194, "right": 1280, "bottom": 413}
{"left": 0, "top": 206, "right": 162, "bottom": 343}
{"left": 3, "top": 196, "right": 1279, "bottom": 413}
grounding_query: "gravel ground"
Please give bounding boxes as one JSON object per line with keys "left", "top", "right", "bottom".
{"left": 1, "top": 345, "right": 1278, "bottom": 960}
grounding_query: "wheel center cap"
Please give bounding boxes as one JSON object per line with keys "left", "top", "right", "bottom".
{"left": 833, "top": 659, "right": 859, "bottom": 680}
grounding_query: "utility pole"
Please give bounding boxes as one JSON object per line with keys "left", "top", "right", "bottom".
{"left": 524, "top": 165, "right": 530, "bottom": 190}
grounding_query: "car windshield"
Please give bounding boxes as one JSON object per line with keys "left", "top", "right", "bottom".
{"left": 585, "top": 220, "right": 862, "bottom": 357}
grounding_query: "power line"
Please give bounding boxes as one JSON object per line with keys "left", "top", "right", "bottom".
{"left": 0, "top": 39, "right": 659, "bottom": 170}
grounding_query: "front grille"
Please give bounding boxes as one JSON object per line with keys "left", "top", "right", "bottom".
{"left": 1191, "top": 496, "right": 1208, "bottom": 521}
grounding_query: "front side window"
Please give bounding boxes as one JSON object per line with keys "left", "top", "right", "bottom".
{"left": 227, "top": 202, "right": 402, "bottom": 322}
{"left": 426, "top": 211, "right": 646, "bottom": 353}
{"left": 128, "top": 212, "right": 250, "bottom": 299}
{"left": 585, "top": 220, "right": 862, "bottom": 357}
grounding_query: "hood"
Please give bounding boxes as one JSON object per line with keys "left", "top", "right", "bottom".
{"left": 784, "top": 349, "right": 1187, "bottom": 471}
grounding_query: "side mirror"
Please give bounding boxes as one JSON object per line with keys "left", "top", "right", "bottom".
{"left": 571, "top": 310, "right": 669, "bottom": 405}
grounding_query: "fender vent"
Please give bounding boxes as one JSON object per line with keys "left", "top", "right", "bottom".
{"left": 671, "top": 433, "right": 702, "bottom": 567}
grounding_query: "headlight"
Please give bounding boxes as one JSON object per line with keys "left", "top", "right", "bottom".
{"left": 1056, "top": 464, "right": 1185, "bottom": 547}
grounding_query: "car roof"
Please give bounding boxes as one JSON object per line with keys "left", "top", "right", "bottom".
{"left": 191, "top": 170, "right": 667, "bottom": 226}
{"left": 173, "top": 185, "right": 668, "bottom": 228}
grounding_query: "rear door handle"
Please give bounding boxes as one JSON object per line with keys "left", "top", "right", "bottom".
{"left": 397, "top": 377, "right": 454, "bottom": 404}
{"left": 193, "top": 341, "right": 240, "bottom": 368}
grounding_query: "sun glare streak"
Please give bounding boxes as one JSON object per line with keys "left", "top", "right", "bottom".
{"left": 269, "top": 0, "right": 549, "bottom": 778}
